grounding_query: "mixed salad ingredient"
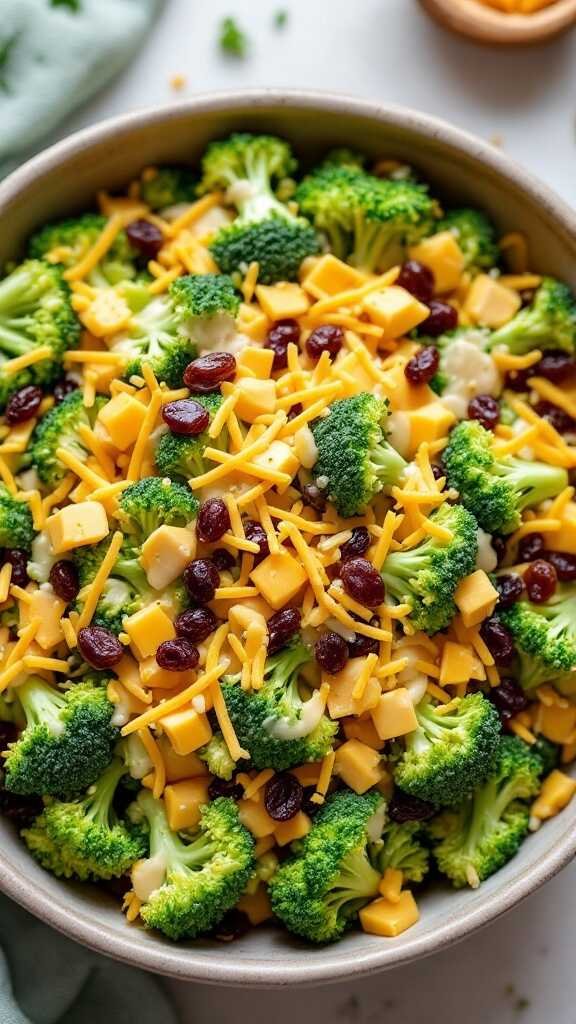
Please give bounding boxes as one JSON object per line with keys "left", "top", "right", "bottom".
{"left": 1, "top": 132, "right": 576, "bottom": 946}
{"left": 476, "top": 0, "right": 558, "bottom": 12}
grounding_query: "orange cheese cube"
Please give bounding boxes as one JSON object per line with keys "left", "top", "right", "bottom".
{"left": 164, "top": 778, "right": 210, "bottom": 831}
{"left": 334, "top": 738, "right": 384, "bottom": 794}
{"left": 379, "top": 360, "right": 435, "bottom": 412}
{"left": 546, "top": 502, "right": 576, "bottom": 555}
{"left": 362, "top": 286, "right": 429, "bottom": 338}
{"left": 46, "top": 501, "right": 109, "bottom": 554}
{"left": 82, "top": 290, "right": 132, "bottom": 338}
{"left": 360, "top": 891, "right": 420, "bottom": 937}
{"left": 238, "top": 797, "right": 277, "bottom": 838}
{"left": 409, "top": 231, "right": 465, "bottom": 294}
{"left": 237, "top": 303, "right": 270, "bottom": 343}
{"left": 234, "top": 378, "right": 276, "bottom": 423}
{"left": 28, "top": 589, "right": 67, "bottom": 650}
{"left": 158, "top": 736, "right": 208, "bottom": 782}
{"left": 253, "top": 440, "right": 299, "bottom": 483}
{"left": 237, "top": 885, "right": 273, "bottom": 925}
{"left": 464, "top": 274, "right": 521, "bottom": 328}
{"left": 124, "top": 603, "right": 176, "bottom": 659}
{"left": 97, "top": 393, "right": 146, "bottom": 451}
{"left": 405, "top": 402, "right": 456, "bottom": 457}
{"left": 439, "top": 642, "right": 476, "bottom": 686}
{"left": 538, "top": 704, "right": 576, "bottom": 744}
{"left": 326, "top": 659, "right": 381, "bottom": 719}
{"left": 160, "top": 707, "right": 212, "bottom": 756}
{"left": 255, "top": 282, "right": 310, "bottom": 321}
{"left": 228, "top": 599, "right": 273, "bottom": 632}
{"left": 532, "top": 770, "right": 576, "bottom": 821}
{"left": 454, "top": 570, "right": 499, "bottom": 628}
{"left": 342, "top": 716, "right": 386, "bottom": 750}
{"left": 139, "top": 656, "right": 195, "bottom": 691}
{"left": 275, "top": 811, "right": 312, "bottom": 847}
{"left": 237, "top": 346, "right": 275, "bottom": 379}
{"left": 303, "top": 253, "right": 366, "bottom": 298}
{"left": 290, "top": 762, "right": 323, "bottom": 787}
{"left": 370, "top": 688, "right": 418, "bottom": 741}
{"left": 250, "top": 549, "right": 308, "bottom": 610}
{"left": 84, "top": 361, "right": 117, "bottom": 394}
{"left": 140, "top": 525, "right": 196, "bottom": 591}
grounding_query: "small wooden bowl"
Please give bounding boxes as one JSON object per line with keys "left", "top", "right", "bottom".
{"left": 419, "top": 0, "right": 576, "bottom": 44}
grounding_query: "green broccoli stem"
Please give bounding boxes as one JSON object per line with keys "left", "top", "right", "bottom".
{"left": 17, "top": 677, "right": 66, "bottom": 734}
{"left": 0, "top": 264, "right": 46, "bottom": 320}
{"left": 83, "top": 758, "right": 126, "bottom": 827}
{"left": 113, "top": 552, "right": 152, "bottom": 598}
{"left": 350, "top": 217, "right": 396, "bottom": 273}
{"left": 369, "top": 440, "right": 407, "bottom": 485}
{"left": 139, "top": 791, "right": 217, "bottom": 873}
{"left": 408, "top": 699, "right": 464, "bottom": 753}
{"left": 324, "top": 846, "right": 381, "bottom": 916}
{"left": 499, "top": 458, "right": 568, "bottom": 513}
{"left": 265, "top": 643, "right": 311, "bottom": 701}
{"left": 381, "top": 539, "right": 437, "bottom": 598}
{"left": 459, "top": 774, "right": 521, "bottom": 868}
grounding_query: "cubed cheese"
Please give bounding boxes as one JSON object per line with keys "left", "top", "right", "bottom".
{"left": 342, "top": 716, "right": 386, "bottom": 750}
{"left": 379, "top": 360, "right": 436, "bottom": 412}
{"left": 97, "top": 393, "right": 146, "bottom": 451}
{"left": 28, "top": 589, "right": 67, "bottom": 650}
{"left": 237, "top": 346, "right": 275, "bottom": 379}
{"left": 255, "top": 283, "right": 310, "bottom": 321}
{"left": 46, "top": 501, "right": 109, "bottom": 554}
{"left": 326, "top": 659, "right": 381, "bottom": 719}
{"left": 228, "top": 599, "right": 273, "bottom": 632}
{"left": 334, "top": 738, "right": 384, "bottom": 794}
{"left": 238, "top": 797, "right": 277, "bottom": 838}
{"left": 405, "top": 402, "right": 456, "bottom": 457}
{"left": 160, "top": 707, "right": 212, "bottom": 756}
{"left": 303, "top": 253, "right": 366, "bottom": 298}
{"left": 253, "top": 440, "right": 299, "bottom": 484}
{"left": 454, "top": 570, "right": 499, "bottom": 628}
{"left": 547, "top": 502, "right": 576, "bottom": 555}
{"left": 158, "top": 736, "right": 208, "bottom": 782}
{"left": 464, "top": 274, "right": 522, "bottom": 328}
{"left": 362, "top": 286, "right": 429, "bottom": 338}
{"left": 538, "top": 704, "right": 576, "bottom": 744}
{"left": 289, "top": 762, "right": 323, "bottom": 787}
{"left": 124, "top": 603, "right": 176, "bottom": 659}
{"left": 234, "top": 378, "right": 276, "bottom": 423}
{"left": 237, "top": 303, "right": 270, "bottom": 343}
{"left": 82, "top": 290, "right": 132, "bottom": 338}
{"left": 164, "top": 778, "right": 210, "bottom": 831}
{"left": 274, "top": 810, "right": 312, "bottom": 847}
{"left": 359, "top": 892, "right": 420, "bottom": 937}
{"left": 409, "top": 231, "right": 465, "bottom": 294}
{"left": 140, "top": 525, "right": 196, "bottom": 591}
{"left": 250, "top": 549, "right": 308, "bottom": 610}
{"left": 439, "top": 642, "right": 476, "bottom": 686}
{"left": 370, "top": 688, "right": 418, "bottom": 741}
{"left": 532, "top": 770, "right": 576, "bottom": 821}
{"left": 139, "top": 656, "right": 195, "bottom": 691}
{"left": 237, "top": 885, "right": 273, "bottom": 925}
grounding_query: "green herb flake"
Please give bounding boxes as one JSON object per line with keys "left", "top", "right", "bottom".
{"left": 219, "top": 16, "right": 248, "bottom": 58}
{"left": 50, "top": 0, "right": 81, "bottom": 11}
{"left": 273, "top": 9, "right": 289, "bottom": 28}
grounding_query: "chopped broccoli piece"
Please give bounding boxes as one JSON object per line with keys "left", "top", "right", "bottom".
{"left": 118, "top": 476, "right": 198, "bottom": 546}
{"left": 201, "top": 133, "right": 318, "bottom": 284}
{"left": 429, "top": 736, "right": 542, "bottom": 888}
{"left": 311, "top": 392, "right": 406, "bottom": 518}
{"left": 371, "top": 821, "right": 430, "bottom": 884}
{"left": 488, "top": 277, "right": 576, "bottom": 355}
{"left": 134, "top": 790, "right": 255, "bottom": 940}
{"left": 443, "top": 420, "right": 568, "bottom": 535}
{"left": 320, "top": 148, "right": 366, "bottom": 171}
{"left": 155, "top": 392, "right": 226, "bottom": 481}
{"left": 0, "top": 483, "right": 34, "bottom": 549}
{"left": 219, "top": 16, "right": 248, "bottom": 57}
{"left": 436, "top": 208, "right": 499, "bottom": 273}
{"left": 170, "top": 272, "right": 240, "bottom": 350}
{"left": 30, "top": 389, "right": 105, "bottom": 488}
{"left": 139, "top": 167, "right": 198, "bottom": 211}
{"left": 22, "top": 757, "right": 147, "bottom": 880}
{"left": 221, "top": 640, "right": 337, "bottom": 771}
{"left": 109, "top": 281, "right": 195, "bottom": 389}
{"left": 28, "top": 213, "right": 136, "bottom": 287}
{"left": 395, "top": 693, "right": 501, "bottom": 807}
{"left": 198, "top": 732, "right": 235, "bottom": 781}
{"left": 4, "top": 676, "right": 117, "bottom": 797}
{"left": 0, "top": 260, "right": 80, "bottom": 411}
{"left": 269, "top": 789, "right": 384, "bottom": 943}
{"left": 74, "top": 537, "right": 154, "bottom": 635}
{"left": 499, "top": 587, "right": 576, "bottom": 690}
{"left": 380, "top": 503, "right": 478, "bottom": 634}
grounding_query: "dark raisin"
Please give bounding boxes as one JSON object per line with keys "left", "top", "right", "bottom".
{"left": 175, "top": 606, "right": 218, "bottom": 643}
{"left": 405, "top": 346, "right": 440, "bottom": 386}
{"left": 468, "top": 394, "right": 500, "bottom": 431}
{"left": 524, "top": 559, "right": 557, "bottom": 603}
{"left": 78, "top": 626, "right": 123, "bottom": 668}
{"left": 533, "top": 401, "right": 575, "bottom": 435}
{"left": 156, "top": 638, "right": 199, "bottom": 671}
{"left": 301, "top": 786, "right": 322, "bottom": 817}
{"left": 325, "top": 562, "right": 342, "bottom": 582}
{"left": 183, "top": 558, "right": 220, "bottom": 604}
{"left": 243, "top": 519, "right": 269, "bottom": 563}
{"left": 496, "top": 573, "right": 524, "bottom": 609}
{"left": 347, "top": 632, "right": 380, "bottom": 658}
{"left": 208, "top": 777, "right": 244, "bottom": 801}
{"left": 264, "top": 772, "right": 303, "bottom": 821}
{"left": 341, "top": 526, "right": 370, "bottom": 561}
{"left": 0, "top": 785, "right": 43, "bottom": 828}
{"left": 211, "top": 548, "right": 236, "bottom": 572}
{"left": 126, "top": 219, "right": 164, "bottom": 259}
{"left": 419, "top": 300, "right": 457, "bottom": 337}
{"left": 266, "top": 319, "right": 300, "bottom": 371}
{"left": 5, "top": 386, "right": 42, "bottom": 425}
{"left": 341, "top": 557, "right": 385, "bottom": 608}
{"left": 162, "top": 399, "right": 210, "bottom": 436}
{"left": 505, "top": 367, "right": 531, "bottom": 393}
{"left": 306, "top": 324, "right": 344, "bottom": 361}
{"left": 49, "top": 560, "right": 79, "bottom": 603}
{"left": 545, "top": 550, "right": 576, "bottom": 582}
{"left": 488, "top": 677, "right": 529, "bottom": 725}
{"left": 54, "top": 378, "right": 78, "bottom": 404}
{"left": 301, "top": 483, "right": 327, "bottom": 512}
{"left": 534, "top": 350, "right": 576, "bottom": 384}
{"left": 267, "top": 607, "right": 301, "bottom": 653}
{"left": 315, "top": 631, "right": 349, "bottom": 674}
{"left": 431, "top": 464, "right": 444, "bottom": 482}
{"left": 183, "top": 352, "right": 236, "bottom": 392}
{"left": 197, "top": 498, "right": 231, "bottom": 543}
{"left": 0, "top": 721, "right": 18, "bottom": 747}
{"left": 287, "top": 403, "right": 304, "bottom": 421}
{"left": 396, "top": 260, "right": 435, "bottom": 303}
{"left": 518, "top": 533, "right": 545, "bottom": 562}
{"left": 2, "top": 550, "right": 29, "bottom": 588}
{"left": 389, "top": 791, "right": 435, "bottom": 823}
{"left": 479, "top": 617, "right": 516, "bottom": 666}
{"left": 492, "top": 534, "right": 507, "bottom": 566}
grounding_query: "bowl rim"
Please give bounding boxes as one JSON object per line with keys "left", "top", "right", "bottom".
{"left": 1, "top": 88, "right": 576, "bottom": 987}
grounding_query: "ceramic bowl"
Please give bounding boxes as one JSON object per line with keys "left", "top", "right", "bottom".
{"left": 1, "top": 91, "right": 575, "bottom": 987}
{"left": 419, "top": 0, "right": 576, "bottom": 46}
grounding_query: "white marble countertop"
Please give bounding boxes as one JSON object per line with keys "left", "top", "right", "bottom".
{"left": 46, "top": 0, "right": 576, "bottom": 1018}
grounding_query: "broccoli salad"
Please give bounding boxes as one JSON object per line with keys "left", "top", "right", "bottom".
{"left": 1, "top": 132, "right": 576, "bottom": 946}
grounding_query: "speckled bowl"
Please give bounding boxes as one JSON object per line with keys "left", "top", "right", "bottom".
{"left": 0, "top": 91, "right": 575, "bottom": 987}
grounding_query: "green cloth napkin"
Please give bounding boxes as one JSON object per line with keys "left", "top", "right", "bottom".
{"left": 0, "top": 0, "right": 164, "bottom": 179}
{"left": 0, "top": 896, "right": 178, "bottom": 1023}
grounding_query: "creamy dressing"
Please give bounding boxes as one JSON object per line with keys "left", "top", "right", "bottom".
{"left": 131, "top": 852, "right": 167, "bottom": 903}
{"left": 439, "top": 339, "right": 502, "bottom": 421}
{"left": 367, "top": 804, "right": 387, "bottom": 843}
{"left": 264, "top": 689, "right": 326, "bottom": 740}
{"left": 387, "top": 411, "right": 411, "bottom": 459}
{"left": 475, "top": 528, "right": 498, "bottom": 573}
{"left": 28, "top": 532, "right": 58, "bottom": 583}
{"left": 125, "top": 734, "right": 153, "bottom": 780}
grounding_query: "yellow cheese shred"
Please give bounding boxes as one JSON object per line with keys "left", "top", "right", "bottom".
{"left": 311, "top": 746, "right": 336, "bottom": 805}
{"left": 76, "top": 531, "right": 124, "bottom": 631}
{"left": 138, "top": 727, "right": 166, "bottom": 799}
{"left": 2, "top": 346, "right": 53, "bottom": 377}
{"left": 121, "top": 664, "right": 226, "bottom": 736}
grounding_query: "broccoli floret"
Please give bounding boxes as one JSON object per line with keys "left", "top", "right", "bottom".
{"left": 28, "top": 213, "right": 137, "bottom": 287}
{"left": 499, "top": 588, "right": 576, "bottom": 690}
{"left": 201, "top": 133, "right": 318, "bottom": 284}
{"left": 320, "top": 148, "right": 367, "bottom": 171}
{"left": 532, "top": 736, "right": 560, "bottom": 776}
{"left": 296, "top": 165, "right": 434, "bottom": 273}
{"left": 443, "top": 420, "right": 568, "bottom": 535}
{"left": 139, "top": 167, "right": 198, "bottom": 211}
{"left": 133, "top": 790, "right": 255, "bottom": 940}
{"left": 395, "top": 693, "right": 501, "bottom": 807}
{"left": 380, "top": 503, "right": 478, "bottom": 634}
{"left": 118, "top": 476, "right": 198, "bottom": 546}
{"left": 311, "top": 392, "right": 406, "bottom": 518}
{"left": 22, "top": 757, "right": 147, "bottom": 881}
{"left": 429, "top": 736, "right": 542, "bottom": 888}
{"left": 221, "top": 641, "right": 338, "bottom": 771}
{"left": 109, "top": 280, "right": 196, "bottom": 389}
{"left": 198, "top": 732, "right": 235, "bottom": 781}
{"left": 0, "top": 483, "right": 34, "bottom": 549}
{"left": 29, "top": 389, "right": 105, "bottom": 488}
{"left": 0, "top": 260, "right": 80, "bottom": 411}
{"left": 269, "top": 789, "right": 384, "bottom": 943}
{"left": 371, "top": 821, "right": 430, "bottom": 884}
{"left": 170, "top": 272, "right": 240, "bottom": 350}
{"left": 4, "top": 676, "right": 117, "bottom": 797}
{"left": 421, "top": 325, "right": 492, "bottom": 398}
{"left": 155, "top": 392, "right": 226, "bottom": 481}
{"left": 436, "top": 208, "right": 499, "bottom": 274}
{"left": 488, "top": 277, "right": 576, "bottom": 355}
{"left": 74, "top": 537, "right": 154, "bottom": 635}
